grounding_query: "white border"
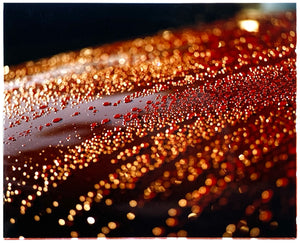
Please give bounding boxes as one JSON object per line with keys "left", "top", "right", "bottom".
{"left": 1, "top": 0, "right": 298, "bottom": 242}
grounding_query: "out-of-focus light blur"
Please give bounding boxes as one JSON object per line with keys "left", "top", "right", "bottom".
{"left": 260, "top": 3, "right": 296, "bottom": 12}
{"left": 239, "top": 20, "right": 260, "bottom": 32}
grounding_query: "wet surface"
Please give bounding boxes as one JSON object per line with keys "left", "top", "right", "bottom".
{"left": 3, "top": 10, "right": 296, "bottom": 238}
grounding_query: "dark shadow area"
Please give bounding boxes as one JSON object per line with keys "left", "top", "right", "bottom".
{"left": 4, "top": 3, "right": 245, "bottom": 65}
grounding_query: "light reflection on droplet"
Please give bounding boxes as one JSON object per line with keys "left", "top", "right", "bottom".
{"left": 226, "top": 224, "right": 236, "bottom": 234}
{"left": 129, "top": 200, "right": 137, "bottom": 208}
{"left": 127, "top": 212, "right": 135, "bottom": 220}
{"left": 108, "top": 221, "right": 117, "bottom": 230}
{"left": 152, "top": 226, "right": 164, "bottom": 236}
{"left": 70, "top": 231, "right": 79, "bottom": 238}
{"left": 58, "top": 219, "right": 65, "bottom": 226}
{"left": 87, "top": 216, "right": 95, "bottom": 224}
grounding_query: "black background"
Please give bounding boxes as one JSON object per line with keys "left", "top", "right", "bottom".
{"left": 4, "top": 3, "right": 244, "bottom": 66}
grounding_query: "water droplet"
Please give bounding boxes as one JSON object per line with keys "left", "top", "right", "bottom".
{"left": 124, "top": 96, "right": 132, "bottom": 103}
{"left": 101, "top": 118, "right": 110, "bottom": 124}
{"left": 113, "top": 114, "right": 122, "bottom": 119}
{"left": 72, "top": 112, "right": 80, "bottom": 116}
{"left": 39, "top": 104, "right": 48, "bottom": 109}
{"left": 90, "top": 122, "right": 98, "bottom": 129}
{"left": 103, "top": 102, "right": 111, "bottom": 106}
{"left": 52, "top": 117, "right": 63, "bottom": 123}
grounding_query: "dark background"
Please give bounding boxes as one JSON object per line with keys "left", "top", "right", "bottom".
{"left": 4, "top": 3, "right": 245, "bottom": 66}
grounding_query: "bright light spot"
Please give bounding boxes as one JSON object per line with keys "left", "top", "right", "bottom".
{"left": 239, "top": 20, "right": 259, "bottom": 32}
{"left": 119, "top": 58, "right": 126, "bottom": 65}
{"left": 87, "top": 216, "right": 95, "bottom": 224}
{"left": 129, "top": 200, "right": 137, "bottom": 207}
{"left": 226, "top": 224, "right": 236, "bottom": 234}
{"left": 34, "top": 215, "right": 40, "bottom": 221}
{"left": 101, "top": 226, "right": 110, "bottom": 234}
{"left": 188, "top": 212, "right": 197, "bottom": 219}
{"left": 76, "top": 204, "right": 82, "bottom": 211}
{"left": 105, "top": 198, "right": 113, "bottom": 206}
{"left": 126, "top": 212, "right": 135, "bottom": 220}
{"left": 4, "top": 65, "right": 10, "bottom": 75}
{"left": 168, "top": 208, "right": 177, "bottom": 217}
{"left": 162, "top": 30, "right": 172, "bottom": 40}
{"left": 152, "top": 226, "right": 163, "bottom": 236}
{"left": 83, "top": 203, "right": 91, "bottom": 211}
{"left": 166, "top": 217, "right": 177, "bottom": 227}
{"left": 178, "top": 198, "right": 187, "bottom": 207}
{"left": 58, "top": 219, "right": 65, "bottom": 226}
{"left": 108, "top": 221, "right": 117, "bottom": 230}
{"left": 53, "top": 201, "right": 59, "bottom": 207}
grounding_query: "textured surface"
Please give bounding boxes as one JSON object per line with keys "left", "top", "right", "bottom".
{"left": 3, "top": 10, "right": 296, "bottom": 238}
